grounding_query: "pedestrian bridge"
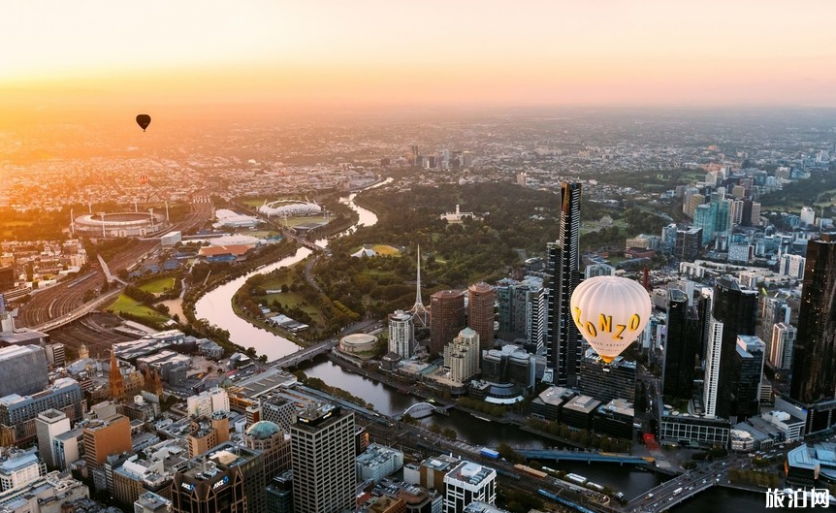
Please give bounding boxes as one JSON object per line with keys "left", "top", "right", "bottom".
{"left": 401, "top": 402, "right": 436, "bottom": 419}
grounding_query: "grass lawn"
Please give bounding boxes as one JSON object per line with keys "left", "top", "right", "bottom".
{"left": 263, "top": 292, "right": 323, "bottom": 324}
{"left": 138, "top": 276, "right": 177, "bottom": 294}
{"left": 283, "top": 216, "right": 329, "bottom": 228}
{"left": 247, "top": 230, "right": 283, "bottom": 239}
{"left": 107, "top": 294, "right": 169, "bottom": 324}
{"left": 371, "top": 244, "right": 401, "bottom": 256}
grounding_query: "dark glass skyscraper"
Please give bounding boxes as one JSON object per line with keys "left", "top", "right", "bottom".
{"left": 710, "top": 277, "right": 758, "bottom": 419}
{"left": 547, "top": 182, "right": 581, "bottom": 386}
{"left": 791, "top": 234, "right": 836, "bottom": 404}
{"left": 662, "top": 289, "right": 701, "bottom": 401}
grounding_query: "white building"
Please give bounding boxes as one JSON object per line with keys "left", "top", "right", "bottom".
{"left": 444, "top": 328, "right": 481, "bottom": 384}
{"left": 186, "top": 387, "right": 229, "bottom": 418}
{"left": 388, "top": 310, "right": 415, "bottom": 359}
{"left": 34, "top": 410, "right": 70, "bottom": 470}
{"left": 800, "top": 206, "right": 816, "bottom": 226}
{"left": 702, "top": 291, "right": 723, "bottom": 418}
{"left": 160, "top": 231, "right": 181, "bottom": 248}
{"left": 770, "top": 323, "right": 796, "bottom": 371}
{"left": 443, "top": 461, "right": 496, "bottom": 513}
{"left": 213, "top": 209, "right": 260, "bottom": 229}
{"left": 0, "top": 449, "right": 46, "bottom": 493}
{"left": 779, "top": 254, "right": 806, "bottom": 280}
{"left": 355, "top": 444, "right": 404, "bottom": 482}
{"left": 584, "top": 263, "right": 615, "bottom": 279}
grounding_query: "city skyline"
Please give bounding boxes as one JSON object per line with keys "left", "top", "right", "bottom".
{"left": 1, "top": 1, "right": 835, "bottom": 113}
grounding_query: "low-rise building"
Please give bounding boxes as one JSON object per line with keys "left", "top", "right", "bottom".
{"left": 357, "top": 444, "right": 404, "bottom": 482}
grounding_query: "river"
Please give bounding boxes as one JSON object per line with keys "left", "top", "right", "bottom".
{"left": 193, "top": 178, "right": 770, "bottom": 510}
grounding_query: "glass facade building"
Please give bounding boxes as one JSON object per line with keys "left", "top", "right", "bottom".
{"left": 547, "top": 182, "right": 582, "bottom": 386}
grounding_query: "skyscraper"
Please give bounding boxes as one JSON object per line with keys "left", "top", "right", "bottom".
{"left": 443, "top": 328, "right": 481, "bottom": 384}
{"left": 430, "top": 290, "right": 466, "bottom": 354}
{"left": 35, "top": 409, "right": 70, "bottom": 469}
{"left": 791, "top": 235, "right": 836, "bottom": 404}
{"left": 663, "top": 289, "right": 701, "bottom": 402}
{"left": 467, "top": 282, "right": 495, "bottom": 350}
{"left": 703, "top": 277, "right": 758, "bottom": 419}
{"left": 388, "top": 310, "right": 415, "bottom": 359}
{"left": 290, "top": 404, "right": 355, "bottom": 513}
{"left": 547, "top": 182, "right": 582, "bottom": 386}
{"left": 770, "top": 323, "right": 796, "bottom": 371}
{"left": 732, "top": 335, "right": 765, "bottom": 420}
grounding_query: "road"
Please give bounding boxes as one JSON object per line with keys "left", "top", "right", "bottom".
{"left": 626, "top": 455, "right": 756, "bottom": 512}
{"left": 18, "top": 192, "right": 214, "bottom": 330}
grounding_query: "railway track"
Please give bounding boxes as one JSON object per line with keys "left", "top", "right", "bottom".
{"left": 17, "top": 195, "right": 214, "bottom": 329}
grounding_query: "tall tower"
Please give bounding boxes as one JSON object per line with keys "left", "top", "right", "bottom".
{"left": 409, "top": 246, "right": 429, "bottom": 326}
{"left": 547, "top": 182, "right": 582, "bottom": 386}
{"left": 109, "top": 350, "right": 125, "bottom": 401}
{"left": 429, "top": 290, "right": 466, "bottom": 355}
{"left": 467, "top": 282, "right": 495, "bottom": 350}
{"left": 290, "top": 404, "right": 355, "bottom": 513}
{"left": 662, "top": 289, "right": 701, "bottom": 401}
{"left": 703, "top": 277, "right": 758, "bottom": 419}
{"left": 791, "top": 234, "right": 836, "bottom": 404}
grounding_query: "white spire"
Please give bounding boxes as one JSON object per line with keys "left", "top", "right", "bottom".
{"left": 409, "top": 245, "right": 428, "bottom": 326}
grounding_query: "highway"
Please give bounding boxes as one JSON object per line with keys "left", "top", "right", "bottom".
{"left": 625, "top": 456, "right": 753, "bottom": 512}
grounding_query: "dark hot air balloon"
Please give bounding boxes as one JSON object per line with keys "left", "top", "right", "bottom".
{"left": 136, "top": 114, "right": 151, "bottom": 132}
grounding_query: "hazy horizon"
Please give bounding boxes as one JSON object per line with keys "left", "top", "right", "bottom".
{"left": 2, "top": 0, "right": 835, "bottom": 115}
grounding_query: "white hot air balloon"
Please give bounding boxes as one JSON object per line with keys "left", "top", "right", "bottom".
{"left": 570, "top": 276, "right": 651, "bottom": 363}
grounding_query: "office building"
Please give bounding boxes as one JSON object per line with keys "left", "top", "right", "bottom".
{"left": 674, "top": 227, "right": 702, "bottom": 261}
{"left": 35, "top": 409, "right": 70, "bottom": 470}
{"left": 111, "top": 454, "right": 171, "bottom": 506}
{"left": 83, "top": 414, "right": 132, "bottom": 469}
{"left": 260, "top": 396, "right": 296, "bottom": 433}
{"left": 0, "top": 378, "right": 84, "bottom": 446}
{"left": 134, "top": 492, "right": 172, "bottom": 513}
{"left": 685, "top": 193, "right": 705, "bottom": 219}
{"left": 0, "top": 345, "right": 49, "bottom": 399}
{"left": 0, "top": 472, "right": 89, "bottom": 513}
{"left": 791, "top": 235, "right": 836, "bottom": 405}
{"left": 770, "top": 323, "right": 796, "bottom": 371}
{"left": 467, "top": 283, "right": 495, "bottom": 350}
{"left": 730, "top": 199, "right": 744, "bottom": 225}
{"left": 547, "top": 182, "right": 582, "bottom": 386}
{"left": 442, "top": 461, "right": 496, "bottom": 513}
{"left": 265, "top": 471, "right": 293, "bottom": 513}
{"left": 186, "top": 387, "right": 230, "bottom": 418}
{"left": 659, "top": 413, "right": 730, "bottom": 448}
{"left": 388, "top": 310, "right": 415, "bottom": 360}
{"left": 733, "top": 335, "right": 765, "bottom": 420}
{"left": 578, "top": 349, "right": 636, "bottom": 404}
{"left": 760, "top": 297, "right": 791, "bottom": 350}
{"left": 244, "top": 421, "right": 291, "bottom": 479}
{"left": 584, "top": 263, "right": 615, "bottom": 279}
{"left": 529, "top": 386, "right": 576, "bottom": 422}
{"left": 662, "top": 289, "right": 702, "bottom": 401}
{"left": 593, "top": 399, "right": 635, "bottom": 440}
{"left": 693, "top": 204, "right": 714, "bottom": 243}
{"left": 800, "top": 206, "right": 816, "bottom": 227}
{"left": 0, "top": 267, "right": 14, "bottom": 293}
{"left": 779, "top": 254, "right": 806, "bottom": 280}
{"left": 356, "top": 444, "right": 404, "bottom": 482}
{"left": 171, "top": 444, "right": 264, "bottom": 513}
{"left": 702, "top": 278, "right": 758, "bottom": 419}
{"left": 0, "top": 448, "right": 46, "bottom": 493}
{"left": 430, "top": 290, "right": 466, "bottom": 355}
{"left": 443, "top": 328, "right": 480, "bottom": 384}
{"left": 290, "top": 404, "right": 355, "bottom": 513}
{"left": 187, "top": 413, "right": 230, "bottom": 458}
{"left": 495, "top": 278, "right": 545, "bottom": 353}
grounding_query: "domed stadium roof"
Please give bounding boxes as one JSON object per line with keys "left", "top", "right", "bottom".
{"left": 245, "top": 420, "right": 281, "bottom": 440}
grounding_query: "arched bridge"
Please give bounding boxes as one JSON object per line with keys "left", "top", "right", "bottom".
{"left": 401, "top": 402, "right": 436, "bottom": 419}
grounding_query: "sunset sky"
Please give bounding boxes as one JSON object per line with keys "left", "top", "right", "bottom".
{"left": 1, "top": 0, "right": 835, "bottom": 109}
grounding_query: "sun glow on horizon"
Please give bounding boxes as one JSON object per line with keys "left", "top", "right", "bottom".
{"left": 2, "top": 0, "right": 835, "bottom": 108}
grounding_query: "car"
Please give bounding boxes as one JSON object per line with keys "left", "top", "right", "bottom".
{"left": 702, "top": 479, "right": 707, "bottom": 484}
